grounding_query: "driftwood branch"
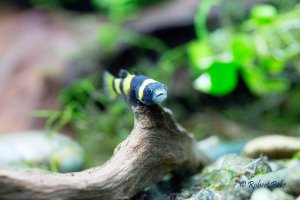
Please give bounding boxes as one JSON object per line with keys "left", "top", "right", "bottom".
{"left": 0, "top": 105, "right": 209, "bottom": 200}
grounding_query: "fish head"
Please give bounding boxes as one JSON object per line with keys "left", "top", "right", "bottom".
{"left": 141, "top": 82, "right": 168, "bottom": 105}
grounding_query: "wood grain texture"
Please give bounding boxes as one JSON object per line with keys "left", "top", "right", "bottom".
{"left": 0, "top": 105, "right": 209, "bottom": 200}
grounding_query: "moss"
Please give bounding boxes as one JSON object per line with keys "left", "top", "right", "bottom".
{"left": 201, "top": 169, "right": 235, "bottom": 191}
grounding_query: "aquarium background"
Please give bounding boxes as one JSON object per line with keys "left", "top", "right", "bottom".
{"left": 0, "top": 0, "right": 299, "bottom": 170}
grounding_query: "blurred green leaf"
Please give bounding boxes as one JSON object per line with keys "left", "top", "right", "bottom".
{"left": 98, "top": 25, "right": 120, "bottom": 53}
{"left": 293, "top": 151, "right": 300, "bottom": 159}
{"left": 209, "top": 29, "right": 232, "bottom": 53}
{"left": 260, "top": 56, "right": 285, "bottom": 74}
{"left": 59, "top": 79, "right": 95, "bottom": 106}
{"left": 188, "top": 40, "right": 214, "bottom": 73}
{"left": 99, "top": 24, "right": 167, "bottom": 56}
{"left": 242, "top": 64, "right": 290, "bottom": 96}
{"left": 251, "top": 4, "right": 278, "bottom": 25}
{"left": 193, "top": 62, "right": 238, "bottom": 96}
{"left": 194, "top": 0, "right": 221, "bottom": 39}
{"left": 231, "top": 34, "right": 255, "bottom": 63}
{"left": 188, "top": 30, "right": 234, "bottom": 75}
{"left": 190, "top": 2, "right": 299, "bottom": 97}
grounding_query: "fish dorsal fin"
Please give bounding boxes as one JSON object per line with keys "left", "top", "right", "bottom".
{"left": 119, "top": 69, "right": 130, "bottom": 79}
{"left": 133, "top": 71, "right": 140, "bottom": 75}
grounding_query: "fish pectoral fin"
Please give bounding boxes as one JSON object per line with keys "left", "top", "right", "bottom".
{"left": 121, "top": 90, "right": 140, "bottom": 106}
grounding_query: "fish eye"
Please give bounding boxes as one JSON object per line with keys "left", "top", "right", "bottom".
{"left": 147, "top": 88, "right": 153, "bottom": 95}
{"left": 164, "top": 85, "right": 168, "bottom": 91}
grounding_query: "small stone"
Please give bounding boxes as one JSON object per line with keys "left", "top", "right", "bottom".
{"left": 0, "top": 131, "right": 85, "bottom": 172}
{"left": 273, "top": 189, "right": 295, "bottom": 200}
{"left": 192, "top": 189, "right": 214, "bottom": 200}
{"left": 285, "top": 165, "right": 300, "bottom": 196}
{"left": 180, "top": 190, "right": 192, "bottom": 198}
{"left": 251, "top": 188, "right": 294, "bottom": 200}
{"left": 243, "top": 135, "right": 300, "bottom": 159}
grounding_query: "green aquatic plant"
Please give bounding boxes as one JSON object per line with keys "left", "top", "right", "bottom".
{"left": 251, "top": 166, "right": 270, "bottom": 178}
{"left": 98, "top": 24, "right": 168, "bottom": 57}
{"left": 202, "top": 169, "right": 235, "bottom": 191}
{"left": 34, "top": 76, "right": 134, "bottom": 166}
{"left": 34, "top": 78, "right": 100, "bottom": 132}
{"left": 32, "top": 0, "right": 300, "bottom": 167}
{"left": 188, "top": 3, "right": 300, "bottom": 96}
{"left": 293, "top": 151, "right": 300, "bottom": 159}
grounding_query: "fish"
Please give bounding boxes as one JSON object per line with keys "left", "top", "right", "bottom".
{"left": 103, "top": 69, "right": 168, "bottom": 105}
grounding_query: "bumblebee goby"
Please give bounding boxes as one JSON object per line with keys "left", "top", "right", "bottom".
{"left": 103, "top": 69, "right": 168, "bottom": 105}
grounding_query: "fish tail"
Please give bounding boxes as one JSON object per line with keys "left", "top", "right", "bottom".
{"left": 103, "top": 70, "right": 117, "bottom": 100}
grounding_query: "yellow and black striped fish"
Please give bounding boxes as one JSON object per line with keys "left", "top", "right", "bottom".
{"left": 103, "top": 69, "right": 167, "bottom": 105}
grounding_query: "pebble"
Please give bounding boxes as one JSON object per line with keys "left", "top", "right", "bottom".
{"left": 285, "top": 164, "right": 300, "bottom": 196}
{"left": 251, "top": 188, "right": 294, "bottom": 200}
{"left": 0, "top": 131, "right": 85, "bottom": 172}
{"left": 243, "top": 135, "right": 300, "bottom": 159}
{"left": 191, "top": 189, "right": 214, "bottom": 200}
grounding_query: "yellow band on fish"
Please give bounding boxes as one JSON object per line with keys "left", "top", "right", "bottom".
{"left": 138, "top": 79, "right": 157, "bottom": 100}
{"left": 114, "top": 79, "right": 122, "bottom": 94}
{"left": 123, "top": 75, "right": 135, "bottom": 94}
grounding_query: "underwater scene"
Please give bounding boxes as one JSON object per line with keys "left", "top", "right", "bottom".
{"left": 0, "top": 0, "right": 299, "bottom": 199}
